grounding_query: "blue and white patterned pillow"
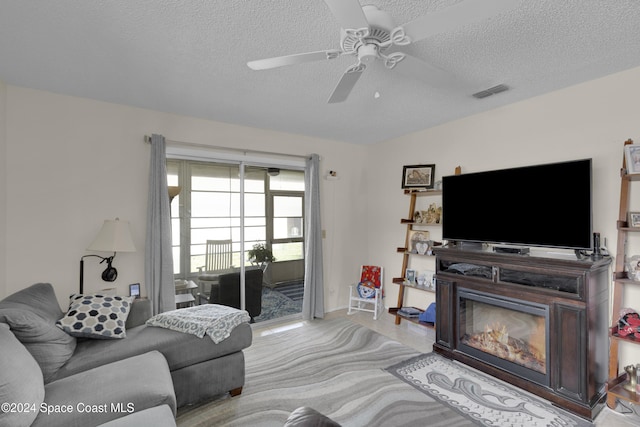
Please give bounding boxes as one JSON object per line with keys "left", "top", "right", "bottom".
{"left": 357, "top": 281, "right": 376, "bottom": 299}
{"left": 56, "top": 294, "right": 135, "bottom": 339}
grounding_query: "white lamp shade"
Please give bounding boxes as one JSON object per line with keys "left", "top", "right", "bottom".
{"left": 87, "top": 218, "right": 136, "bottom": 252}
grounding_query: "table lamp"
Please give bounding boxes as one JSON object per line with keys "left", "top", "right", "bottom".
{"left": 80, "top": 218, "right": 136, "bottom": 294}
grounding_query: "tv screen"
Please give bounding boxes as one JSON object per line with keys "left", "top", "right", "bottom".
{"left": 442, "top": 159, "right": 592, "bottom": 250}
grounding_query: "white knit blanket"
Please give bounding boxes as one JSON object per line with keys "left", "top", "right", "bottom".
{"left": 146, "top": 304, "right": 250, "bottom": 344}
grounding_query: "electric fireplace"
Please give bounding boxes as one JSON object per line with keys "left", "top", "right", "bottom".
{"left": 433, "top": 247, "right": 611, "bottom": 420}
{"left": 458, "top": 289, "right": 549, "bottom": 386}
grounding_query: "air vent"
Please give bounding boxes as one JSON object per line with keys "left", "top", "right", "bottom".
{"left": 472, "top": 84, "right": 509, "bottom": 99}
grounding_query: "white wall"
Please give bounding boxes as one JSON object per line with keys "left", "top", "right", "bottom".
{"left": 3, "top": 86, "right": 369, "bottom": 311}
{"left": 368, "top": 65, "right": 640, "bottom": 368}
{"left": 3, "top": 66, "right": 640, "bottom": 368}
{"left": 0, "top": 79, "right": 6, "bottom": 298}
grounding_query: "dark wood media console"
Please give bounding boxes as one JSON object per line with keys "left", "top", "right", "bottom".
{"left": 433, "top": 246, "right": 611, "bottom": 420}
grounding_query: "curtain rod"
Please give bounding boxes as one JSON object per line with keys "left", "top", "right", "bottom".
{"left": 143, "top": 135, "right": 310, "bottom": 161}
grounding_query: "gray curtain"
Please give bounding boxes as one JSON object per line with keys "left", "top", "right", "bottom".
{"left": 145, "top": 134, "right": 174, "bottom": 314}
{"left": 302, "top": 153, "right": 324, "bottom": 319}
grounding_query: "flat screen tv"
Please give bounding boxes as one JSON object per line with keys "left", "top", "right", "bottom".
{"left": 442, "top": 159, "right": 592, "bottom": 250}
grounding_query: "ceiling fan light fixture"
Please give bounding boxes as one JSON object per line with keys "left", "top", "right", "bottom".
{"left": 358, "top": 44, "right": 379, "bottom": 63}
{"left": 340, "top": 5, "right": 395, "bottom": 54}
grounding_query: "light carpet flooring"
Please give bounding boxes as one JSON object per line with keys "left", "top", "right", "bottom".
{"left": 177, "top": 309, "right": 640, "bottom": 427}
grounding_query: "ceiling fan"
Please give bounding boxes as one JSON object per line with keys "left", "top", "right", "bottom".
{"left": 247, "top": 0, "right": 515, "bottom": 103}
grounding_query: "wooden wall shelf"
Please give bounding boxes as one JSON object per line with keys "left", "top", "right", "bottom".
{"left": 607, "top": 139, "right": 640, "bottom": 409}
{"left": 391, "top": 189, "right": 441, "bottom": 326}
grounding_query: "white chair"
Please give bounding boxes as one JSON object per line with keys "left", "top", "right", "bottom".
{"left": 197, "top": 239, "right": 233, "bottom": 300}
{"left": 347, "top": 265, "right": 384, "bottom": 320}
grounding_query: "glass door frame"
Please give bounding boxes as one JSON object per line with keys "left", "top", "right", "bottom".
{"left": 168, "top": 156, "right": 305, "bottom": 313}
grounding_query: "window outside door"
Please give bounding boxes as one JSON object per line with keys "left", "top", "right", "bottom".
{"left": 167, "top": 160, "right": 304, "bottom": 320}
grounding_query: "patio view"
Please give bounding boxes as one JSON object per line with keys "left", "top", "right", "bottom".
{"left": 167, "top": 160, "right": 305, "bottom": 321}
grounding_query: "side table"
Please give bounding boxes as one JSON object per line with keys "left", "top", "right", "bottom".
{"left": 174, "top": 280, "right": 198, "bottom": 308}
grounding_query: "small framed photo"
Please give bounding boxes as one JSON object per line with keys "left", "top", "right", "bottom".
{"left": 129, "top": 283, "right": 141, "bottom": 298}
{"left": 625, "top": 145, "right": 640, "bottom": 174}
{"left": 402, "top": 164, "right": 435, "bottom": 189}
{"left": 405, "top": 269, "right": 416, "bottom": 283}
{"left": 629, "top": 212, "right": 640, "bottom": 228}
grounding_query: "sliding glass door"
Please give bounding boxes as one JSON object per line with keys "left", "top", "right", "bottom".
{"left": 167, "top": 159, "right": 304, "bottom": 321}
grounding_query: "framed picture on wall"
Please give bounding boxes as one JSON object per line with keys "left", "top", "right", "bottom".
{"left": 402, "top": 164, "right": 435, "bottom": 189}
{"left": 405, "top": 269, "right": 416, "bottom": 284}
{"left": 625, "top": 145, "right": 640, "bottom": 174}
{"left": 629, "top": 212, "right": 640, "bottom": 228}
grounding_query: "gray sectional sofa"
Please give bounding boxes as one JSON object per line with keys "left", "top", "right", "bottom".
{"left": 0, "top": 283, "right": 253, "bottom": 426}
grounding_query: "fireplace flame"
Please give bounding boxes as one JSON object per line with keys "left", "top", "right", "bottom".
{"left": 463, "top": 321, "right": 546, "bottom": 374}
{"left": 485, "top": 323, "right": 509, "bottom": 345}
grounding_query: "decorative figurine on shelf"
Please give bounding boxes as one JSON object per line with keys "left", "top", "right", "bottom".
{"left": 618, "top": 308, "right": 640, "bottom": 339}
{"left": 414, "top": 204, "right": 443, "bottom": 224}
{"left": 408, "top": 230, "right": 430, "bottom": 254}
{"left": 623, "top": 365, "right": 638, "bottom": 393}
{"left": 416, "top": 241, "right": 429, "bottom": 255}
{"left": 424, "top": 203, "right": 442, "bottom": 224}
{"left": 625, "top": 255, "right": 640, "bottom": 281}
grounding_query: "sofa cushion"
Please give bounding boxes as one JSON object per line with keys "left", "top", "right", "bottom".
{"left": 50, "top": 322, "right": 252, "bottom": 382}
{"left": 125, "top": 298, "right": 152, "bottom": 329}
{"left": 0, "top": 323, "right": 45, "bottom": 427}
{"left": 0, "top": 283, "right": 65, "bottom": 320}
{"left": 0, "top": 283, "right": 77, "bottom": 382}
{"left": 56, "top": 294, "right": 135, "bottom": 339}
{"left": 32, "top": 350, "right": 176, "bottom": 427}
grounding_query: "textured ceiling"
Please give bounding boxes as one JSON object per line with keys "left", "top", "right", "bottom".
{"left": 1, "top": 0, "right": 639, "bottom": 145}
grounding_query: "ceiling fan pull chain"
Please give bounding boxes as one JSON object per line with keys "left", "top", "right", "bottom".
{"left": 390, "top": 27, "right": 411, "bottom": 46}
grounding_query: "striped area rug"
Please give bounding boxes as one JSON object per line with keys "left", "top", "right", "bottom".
{"left": 254, "top": 287, "right": 302, "bottom": 323}
{"left": 176, "top": 317, "right": 475, "bottom": 427}
{"left": 273, "top": 281, "right": 304, "bottom": 301}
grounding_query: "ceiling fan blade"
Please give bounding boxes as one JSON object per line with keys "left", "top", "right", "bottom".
{"left": 401, "top": 0, "right": 517, "bottom": 43}
{"left": 323, "top": 0, "right": 369, "bottom": 31}
{"left": 247, "top": 50, "right": 341, "bottom": 70}
{"left": 327, "top": 64, "right": 366, "bottom": 104}
{"left": 392, "top": 54, "right": 473, "bottom": 92}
